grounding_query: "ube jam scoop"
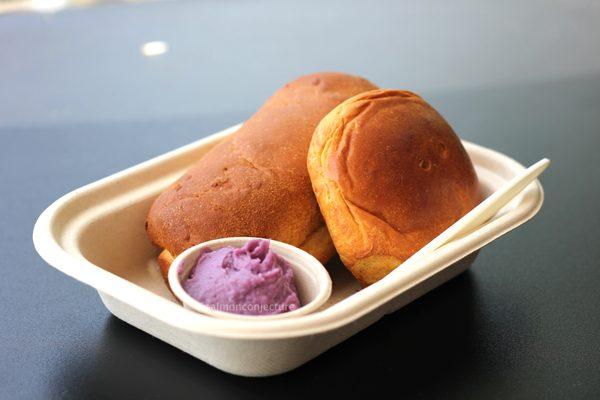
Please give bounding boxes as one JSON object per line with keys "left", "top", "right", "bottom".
{"left": 182, "top": 239, "right": 301, "bottom": 315}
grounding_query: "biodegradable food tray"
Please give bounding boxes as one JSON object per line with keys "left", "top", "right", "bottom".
{"left": 33, "top": 124, "right": 544, "bottom": 377}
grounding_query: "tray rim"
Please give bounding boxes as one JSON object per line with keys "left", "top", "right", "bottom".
{"left": 32, "top": 124, "right": 545, "bottom": 340}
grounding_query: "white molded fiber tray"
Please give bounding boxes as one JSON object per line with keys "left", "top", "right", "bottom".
{"left": 33, "top": 124, "right": 544, "bottom": 377}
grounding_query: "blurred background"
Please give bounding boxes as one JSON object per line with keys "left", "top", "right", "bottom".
{"left": 1, "top": 0, "right": 599, "bottom": 130}
{"left": 1, "top": 1, "right": 600, "bottom": 399}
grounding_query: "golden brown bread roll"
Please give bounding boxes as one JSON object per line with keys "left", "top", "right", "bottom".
{"left": 146, "top": 72, "right": 378, "bottom": 271}
{"left": 307, "top": 89, "right": 481, "bottom": 286}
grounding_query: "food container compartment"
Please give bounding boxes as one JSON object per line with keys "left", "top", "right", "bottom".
{"left": 33, "top": 124, "right": 544, "bottom": 377}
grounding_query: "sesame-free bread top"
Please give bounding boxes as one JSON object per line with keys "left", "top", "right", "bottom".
{"left": 307, "top": 89, "right": 481, "bottom": 285}
{"left": 146, "top": 72, "right": 378, "bottom": 262}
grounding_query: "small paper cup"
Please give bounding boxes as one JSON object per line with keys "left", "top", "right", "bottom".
{"left": 168, "top": 237, "right": 332, "bottom": 320}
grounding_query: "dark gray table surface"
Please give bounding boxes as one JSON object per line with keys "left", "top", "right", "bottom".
{"left": 1, "top": 1, "right": 599, "bottom": 399}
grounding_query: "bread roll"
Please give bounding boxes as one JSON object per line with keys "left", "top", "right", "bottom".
{"left": 307, "top": 89, "right": 481, "bottom": 285}
{"left": 146, "top": 72, "right": 378, "bottom": 271}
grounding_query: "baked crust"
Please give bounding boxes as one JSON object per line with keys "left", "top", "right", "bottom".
{"left": 146, "top": 72, "right": 377, "bottom": 268}
{"left": 307, "top": 89, "right": 481, "bottom": 285}
{"left": 157, "top": 249, "right": 174, "bottom": 281}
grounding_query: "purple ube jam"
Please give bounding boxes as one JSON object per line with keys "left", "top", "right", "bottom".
{"left": 182, "top": 239, "right": 300, "bottom": 315}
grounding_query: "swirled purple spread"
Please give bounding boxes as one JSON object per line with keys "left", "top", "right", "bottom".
{"left": 182, "top": 239, "right": 300, "bottom": 315}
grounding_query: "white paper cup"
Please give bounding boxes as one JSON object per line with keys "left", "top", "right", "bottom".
{"left": 168, "top": 237, "right": 332, "bottom": 320}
